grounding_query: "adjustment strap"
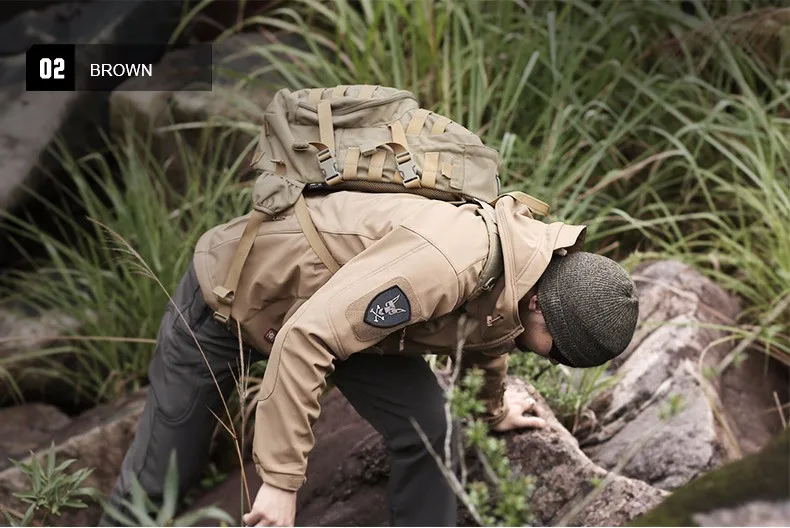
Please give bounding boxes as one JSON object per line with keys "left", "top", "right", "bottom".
{"left": 389, "top": 120, "right": 408, "bottom": 148}
{"left": 317, "top": 100, "right": 335, "bottom": 152}
{"left": 431, "top": 115, "right": 451, "bottom": 134}
{"left": 493, "top": 191, "right": 550, "bottom": 216}
{"left": 212, "top": 209, "right": 269, "bottom": 323}
{"left": 294, "top": 194, "right": 341, "bottom": 273}
{"left": 368, "top": 150, "right": 387, "bottom": 181}
{"left": 406, "top": 109, "right": 431, "bottom": 135}
{"left": 358, "top": 84, "right": 377, "bottom": 98}
{"left": 421, "top": 152, "right": 440, "bottom": 188}
{"left": 343, "top": 147, "right": 360, "bottom": 180}
{"left": 308, "top": 88, "right": 323, "bottom": 104}
{"left": 332, "top": 85, "right": 349, "bottom": 98}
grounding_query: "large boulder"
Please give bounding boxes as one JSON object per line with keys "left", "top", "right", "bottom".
{"left": 192, "top": 380, "right": 667, "bottom": 527}
{"left": 0, "top": 390, "right": 146, "bottom": 526}
{"left": 583, "top": 260, "right": 786, "bottom": 489}
{"left": 0, "top": 0, "right": 183, "bottom": 214}
{"left": 0, "top": 403, "right": 72, "bottom": 472}
{"left": 631, "top": 428, "right": 789, "bottom": 527}
{"left": 0, "top": 306, "right": 80, "bottom": 403}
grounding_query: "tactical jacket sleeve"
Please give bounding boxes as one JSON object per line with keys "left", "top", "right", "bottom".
{"left": 459, "top": 351, "right": 510, "bottom": 426}
{"left": 252, "top": 223, "right": 474, "bottom": 491}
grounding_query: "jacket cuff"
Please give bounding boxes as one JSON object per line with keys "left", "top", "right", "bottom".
{"left": 482, "top": 401, "right": 509, "bottom": 427}
{"left": 255, "top": 465, "right": 306, "bottom": 492}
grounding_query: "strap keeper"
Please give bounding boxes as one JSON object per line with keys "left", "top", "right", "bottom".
{"left": 213, "top": 285, "right": 234, "bottom": 306}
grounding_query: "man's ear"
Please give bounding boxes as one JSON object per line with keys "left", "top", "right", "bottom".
{"left": 528, "top": 293, "right": 541, "bottom": 313}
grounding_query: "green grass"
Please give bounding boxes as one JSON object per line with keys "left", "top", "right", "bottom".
{"left": 1, "top": 0, "right": 788, "bottom": 411}
{"left": 234, "top": 0, "right": 790, "bottom": 366}
{"left": 0, "top": 127, "right": 257, "bottom": 404}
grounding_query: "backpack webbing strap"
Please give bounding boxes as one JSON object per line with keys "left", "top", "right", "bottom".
{"left": 308, "top": 88, "right": 323, "bottom": 103}
{"left": 358, "top": 85, "right": 377, "bottom": 98}
{"left": 432, "top": 115, "right": 451, "bottom": 134}
{"left": 293, "top": 194, "right": 341, "bottom": 274}
{"left": 422, "top": 152, "right": 439, "bottom": 188}
{"left": 212, "top": 209, "right": 269, "bottom": 323}
{"left": 406, "top": 109, "right": 431, "bottom": 135}
{"left": 493, "top": 191, "right": 550, "bottom": 216}
{"left": 317, "top": 101, "right": 335, "bottom": 152}
{"left": 469, "top": 200, "right": 504, "bottom": 301}
{"left": 389, "top": 121, "right": 408, "bottom": 148}
{"left": 332, "top": 85, "right": 348, "bottom": 98}
{"left": 343, "top": 147, "right": 360, "bottom": 180}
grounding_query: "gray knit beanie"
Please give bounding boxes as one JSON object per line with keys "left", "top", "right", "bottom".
{"left": 537, "top": 252, "right": 639, "bottom": 368}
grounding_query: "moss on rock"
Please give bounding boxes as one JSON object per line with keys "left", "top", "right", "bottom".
{"left": 630, "top": 429, "right": 789, "bottom": 526}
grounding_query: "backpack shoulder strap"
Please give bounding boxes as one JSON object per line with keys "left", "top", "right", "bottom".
{"left": 293, "top": 194, "right": 341, "bottom": 274}
{"left": 211, "top": 209, "right": 269, "bottom": 324}
{"left": 467, "top": 200, "right": 503, "bottom": 302}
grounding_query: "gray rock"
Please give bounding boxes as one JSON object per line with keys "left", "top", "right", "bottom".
{"left": 693, "top": 499, "right": 790, "bottom": 527}
{"left": 0, "top": 403, "right": 72, "bottom": 471}
{"left": 0, "top": 0, "right": 183, "bottom": 212}
{"left": 0, "top": 306, "right": 80, "bottom": 398}
{"left": 585, "top": 360, "right": 719, "bottom": 489}
{"left": 614, "top": 259, "right": 740, "bottom": 367}
{"left": 193, "top": 380, "right": 668, "bottom": 527}
{"left": 583, "top": 260, "right": 755, "bottom": 490}
{"left": 0, "top": 390, "right": 146, "bottom": 526}
{"left": 0, "top": 307, "right": 80, "bottom": 400}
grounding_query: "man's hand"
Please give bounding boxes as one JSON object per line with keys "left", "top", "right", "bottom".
{"left": 243, "top": 482, "right": 297, "bottom": 527}
{"left": 491, "top": 390, "right": 547, "bottom": 432}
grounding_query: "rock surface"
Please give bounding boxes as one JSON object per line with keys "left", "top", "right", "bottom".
{"left": 583, "top": 260, "right": 784, "bottom": 490}
{"left": 0, "top": 0, "right": 183, "bottom": 213}
{"left": 631, "top": 428, "right": 789, "bottom": 527}
{"left": 0, "top": 307, "right": 80, "bottom": 402}
{"left": 0, "top": 403, "right": 72, "bottom": 471}
{"left": 0, "top": 390, "right": 146, "bottom": 526}
{"left": 193, "top": 380, "right": 667, "bottom": 527}
{"left": 692, "top": 500, "right": 790, "bottom": 527}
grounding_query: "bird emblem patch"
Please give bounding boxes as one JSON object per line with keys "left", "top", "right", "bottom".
{"left": 364, "top": 286, "right": 411, "bottom": 328}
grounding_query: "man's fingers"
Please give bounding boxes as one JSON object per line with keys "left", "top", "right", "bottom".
{"left": 512, "top": 415, "right": 547, "bottom": 429}
{"left": 243, "top": 512, "right": 260, "bottom": 526}
{"left": 511, "top": 395, "right": 537, "bottom": 413}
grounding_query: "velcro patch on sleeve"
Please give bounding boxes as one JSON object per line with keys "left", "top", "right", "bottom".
{"left": 346, "top": 278, "right": 421, "bottom": 343}
{"left": 363, "top": 286, "right": 411, "bottom": 328}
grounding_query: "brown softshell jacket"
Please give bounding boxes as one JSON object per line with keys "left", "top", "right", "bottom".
{"left": 193, "top": 192, "right": 586, "bottom": 491}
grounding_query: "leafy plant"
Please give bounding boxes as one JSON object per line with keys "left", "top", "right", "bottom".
{"left": 508, "top": 353, "right": 618, "bottom": 435}
{"left": 101, "top": 451, "right": 234, "bottom": 527}
{"left": 2, "top": 443, "right": 100, "bottom": 527}
{"left": 0, "top": 126, "right": 256, "bottom": 404}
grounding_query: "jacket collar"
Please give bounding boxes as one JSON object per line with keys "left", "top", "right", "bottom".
{"left": 465, "top": 196, "right": 587, "bottom": 349}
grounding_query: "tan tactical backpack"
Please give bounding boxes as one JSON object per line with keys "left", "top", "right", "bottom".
{"left": 211, "top": 84, "right": 550, "bottom": 324}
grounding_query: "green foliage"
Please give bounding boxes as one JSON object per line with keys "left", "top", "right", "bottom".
{"left": 231, "top": 0, "right": 790, "bottom": 367}
{"left": 630, "top": 427, "right": 790, "bottom": 526}
{"left": 0, "top": 128, "right": 256, "bottom": 403}
{"left": 508, "top": 353, "right": 618, "bottom": 433}
{"left": 451, "top": 368, "right": 536, "bottom": 526}
{"left": 2, "top": 443, "right": 100, "bottom": 527}
{"left": 102, "top": 451, "right": 234, "bottom": 527}
{"left": 2, "top": 0, "right": 789, "bottom": 406}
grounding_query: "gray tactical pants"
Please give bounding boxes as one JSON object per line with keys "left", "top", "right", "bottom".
{"left": 102, "top": 262, "right": 458, "bottom": 526}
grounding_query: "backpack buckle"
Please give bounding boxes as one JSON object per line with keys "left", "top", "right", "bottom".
{"left": 317, "top": 148, "right": 342, "bottom": 185}
{"left": 395, "top": 151, "right": 421, "bottom": 188}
